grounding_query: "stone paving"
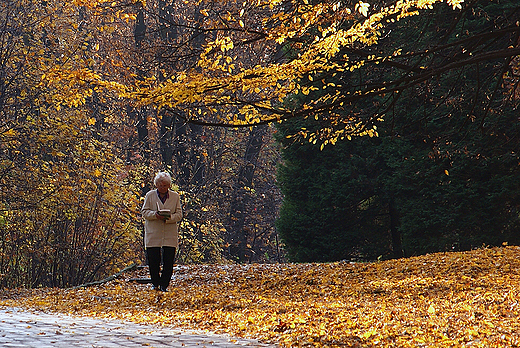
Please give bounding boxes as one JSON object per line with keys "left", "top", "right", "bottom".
{"left": 0, "top": 308, "right": 277, "bottom": 347}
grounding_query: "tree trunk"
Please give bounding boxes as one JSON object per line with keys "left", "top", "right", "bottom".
{"left": 226, "top": 125, "right": 267, "bottom": 262}
{"left": 389, "top": 198, "right": 404, "bottom": 258}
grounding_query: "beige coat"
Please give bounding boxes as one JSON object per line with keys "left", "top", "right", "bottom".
{"left": 141, "top": 189, "right": 183, "bottom": 248}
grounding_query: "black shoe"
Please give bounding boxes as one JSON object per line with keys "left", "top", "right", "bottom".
{"left": 159, "top": 286, "right": 168, "bottom": 292}
{"left": 151, "top": 285, "right": 160, "bottom": 291}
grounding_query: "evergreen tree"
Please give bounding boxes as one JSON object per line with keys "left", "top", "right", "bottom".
{"left": 276, "top": 0, "right": 520, "bottom": 261}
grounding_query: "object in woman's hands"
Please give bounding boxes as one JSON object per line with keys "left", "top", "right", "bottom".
{"left": 157, "top": 209, "right": 171, "bottom": 219}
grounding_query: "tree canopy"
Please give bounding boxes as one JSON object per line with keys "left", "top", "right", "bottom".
{"left": 116, "top": 0, "right": 519, "bottom": 137}
{"left": 275, "top": 0, "right": 520, "bottom": 261}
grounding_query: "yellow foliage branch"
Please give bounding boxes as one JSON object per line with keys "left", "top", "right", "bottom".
{"left": 120, "top": 0, "right": 464, "bottom": 130}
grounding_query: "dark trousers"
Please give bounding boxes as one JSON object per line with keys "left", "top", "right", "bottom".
{"left": 146, "top": 246, "right": 176, "bottom": 290}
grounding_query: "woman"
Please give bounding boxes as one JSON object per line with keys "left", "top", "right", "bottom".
{"left": 141, "top": 172, "right": 183, "bottom": 292}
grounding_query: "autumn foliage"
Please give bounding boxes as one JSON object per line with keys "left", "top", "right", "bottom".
{"left": 1, "top": 0, "right": 519, "bottom": 287}
{"left": 2, "top": 246, "right": 520, "bottom": 347}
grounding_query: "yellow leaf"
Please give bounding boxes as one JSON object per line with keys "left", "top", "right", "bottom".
{"left": 362, "top": 328, "right": 377, "bottom": 339}
{"left": 4, "top": 129, "right": 17, "bottom": 137}
{"left": 468, "top": 328, "right": 479, "bottom": 337}
{"left": 427, "top": 304, "right": 436, "bottom": 315}
{"left": 355, "top": 1, "right": 370, "bottom": 16}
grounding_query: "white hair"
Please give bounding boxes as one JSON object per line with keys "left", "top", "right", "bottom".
{"left": 154, "top": 172, "right": 172, "bottom": 186}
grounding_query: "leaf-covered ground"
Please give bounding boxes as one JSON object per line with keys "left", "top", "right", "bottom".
{"left": 1, "top": 246, "right": 520, "bottom": 347}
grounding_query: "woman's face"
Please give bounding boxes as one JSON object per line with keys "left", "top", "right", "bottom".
{"left": 156, "top": 180, "right": 171, "bottom": 194}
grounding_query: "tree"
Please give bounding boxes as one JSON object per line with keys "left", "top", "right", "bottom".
{"left": 276, "top": 0, "right": 520, "bottom": 261}
{"left": 121, "top": 0, "right": 491, "bottom": 128}
{"left": 124, "top": 0, "right": 284, "bottom": 263}
{"left": 276, "top": 119, "right": 390, "bottom": 262}
{"left": 87, "top": 0, "right": 518, "bottom": 261}
{"left": 3, "top": 0, "right": 517, "bottom": 280}
{"left": 0, "top": 0, "right": 144, "bottom": 287}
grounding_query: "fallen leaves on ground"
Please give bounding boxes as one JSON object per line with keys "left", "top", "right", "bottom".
{"left": 2, "top": 246, "right": 520, "bottom": 347}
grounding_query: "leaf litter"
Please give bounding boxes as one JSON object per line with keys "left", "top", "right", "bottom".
{"left": 1, "top": 246, "right": 520, "bottom": 347}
